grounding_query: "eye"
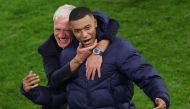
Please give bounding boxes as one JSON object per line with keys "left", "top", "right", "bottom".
{"left": 73, "top": 29, "right": 80, "bottom": 34}
{"left": 55, "top": 28, "right": 61, "bottom": 32}
{"left": 84, "top": 25, "right": 91, "bottom": 30}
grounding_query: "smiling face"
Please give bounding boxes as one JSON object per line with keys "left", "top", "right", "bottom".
{"left": 70, "top": 15, "right": 97, "bottom": 47}
{"left": 54, "top": 17, "right": 73, "bottom": 48}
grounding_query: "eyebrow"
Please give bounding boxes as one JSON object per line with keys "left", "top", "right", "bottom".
{"left": 74, "top": 24, "right": 91, "bottom": 31}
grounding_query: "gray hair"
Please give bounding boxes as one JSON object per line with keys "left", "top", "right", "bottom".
{"left": 53, "top": 4, "right": 76, "bottom": 20}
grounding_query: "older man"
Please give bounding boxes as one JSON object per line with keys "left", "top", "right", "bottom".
{"left": 50, "top": 7, "right": 170, "bottom": 109}
{"left": 21, "top": 4, "right": 119, "bottom": 109}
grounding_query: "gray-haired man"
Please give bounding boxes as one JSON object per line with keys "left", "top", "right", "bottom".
{"left": 21, "top": 4, "right": 119, "bottom": 109}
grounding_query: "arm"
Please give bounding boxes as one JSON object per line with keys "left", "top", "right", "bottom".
{"left": 21, "top": 85, "right": 67, "bottom": 106}
{"left": 116, "top": 40, "right": 170, "bottom": 109}
{"left": 50, "top": 41, "right": 97, "bottom": 88}
{"left": 85, "top": 40, "right": 109, "bottom": 80}
{"left": 38, "top": 34, "right": 62, "bottom": 83}
{"left": 38, "top": 35, "right": 78, "bottom": 85}
{"left": 20, "top": 71, "right": 67, "bottom": 106}
{"left": 93, "top": 11, "right": 120, "bottom": 41}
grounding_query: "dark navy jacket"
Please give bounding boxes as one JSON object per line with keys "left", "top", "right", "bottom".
{"left": 20, "top": 11, "right": 119, "bottom": 109}
{"left": 51, "top": 37, "right": 170, "bottom": 109}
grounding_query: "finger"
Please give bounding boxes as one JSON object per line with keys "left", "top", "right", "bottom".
{"left": 87, "top": 69, "right": 92, "bottom": 80}
{"left": 97, "top": 64, "right": 101, "bottom": 78}
{"left": 86, "top": 63, "right": 89, "bottom": 77}
{"left": 159, "top": 102, "right": 166, "bottom": 109}
{"left": 23, "top": 71, "right": 34, "bottom": 81}
{"left": 91, "top": 68, "right": 96, "bottom": 80}
{"left": 85, "top": 61, "right": 88, "bottom": 67}
{"left": 30, "top": 78, "right": 40, "bottom": 85}
{"left": 24, "top": 75, "right": 39, "bottom": 86}
{"left": 23, "top": 77, "right": 39, "bottom": 87}
{"left": 24, "top": 76, "right": 39, "bottom": 83}
{"left": 154, "top": 98, "right": 165, "bottom": 109}
{"left": 162, "top": 104, "right": 166, "bottom": 109}
{"left": 24, "top": 83, "right": 38, "bottom": 92}
{"left": 31, "top": 84, "right": 39, "bottom": 88}
{"left": 78, "top": 43, "right": 83, "bottom": 49}
{"left": 27, "top": 75, "right": 39, "bottom": 82}
{"left": 29, "top": 70, "right": 33, "bottom": 75}
{"left": 24, "top": 73, "right": 37, "bottom": 81}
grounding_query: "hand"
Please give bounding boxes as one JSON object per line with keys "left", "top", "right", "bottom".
{"left": 75, "top": 40, "right": 98, "bottom": 64}
{"left": 22, "top": 70, "right": 40, "bottom": 92}
{"left": 154, "top": 98, "right": 166, "bottom": 109}
{"left": 86, "top": 54, "right": 102, "bottom": 80}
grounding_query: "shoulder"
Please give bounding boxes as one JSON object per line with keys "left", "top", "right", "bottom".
{"left": 111, "top": 37, "right": 136, "bottom": 51}
{"left": 38, "top": 34, "right": 62, "bottom": 56}
{"left": 60, "top": 43, "right": 76, "bottom": 66}
{"left": 92, "top": 11, "right": 109, "bottom": 24}
{"left": 108, "top": 37, "right": 138, "bottom": 61}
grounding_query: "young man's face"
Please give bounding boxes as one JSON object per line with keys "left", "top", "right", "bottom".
{"left": 54, "top": 17, "right": 73, "bottom": 48}
{"left": 70, "top": 15, "right": 97, "bottom": 47}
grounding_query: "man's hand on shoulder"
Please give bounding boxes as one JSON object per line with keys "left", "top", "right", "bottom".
{"left": 70, "top": 40, "right": 97, "bottom": 73}
{"left": 86, "top": 54, "right": 102, "bottom": 80}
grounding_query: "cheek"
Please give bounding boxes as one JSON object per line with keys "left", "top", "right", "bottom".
{"left": 67, "top": 32, "right": 73, "bottom": 37}
{"left": 54, "top": 30, "right": 59, "bottom": 36}
{"left": 90, "top": 28, "right": 96, "bottom": 36}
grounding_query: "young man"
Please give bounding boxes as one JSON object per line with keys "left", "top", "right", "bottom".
{"left": 51, "top": 7, "right": 170, "bottom": 109}
{"left": 21, "top": 4, "right": 119, "bottom": 109}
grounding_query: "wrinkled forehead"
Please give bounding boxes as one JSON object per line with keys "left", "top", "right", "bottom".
{"left": 54, "top": 17, "right": 70, "bottom": 28}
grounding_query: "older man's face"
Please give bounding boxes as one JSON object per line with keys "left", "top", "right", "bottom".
{"left": 54, "top": 17, "right": 73, "bottom": 48}
{"left": 70, "top": 15, "right": 97, "bottom": 47}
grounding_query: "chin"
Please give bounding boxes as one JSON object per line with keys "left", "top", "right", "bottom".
{"left": 59, "top": 42, "right": 70, "bottom": 48}
{"left": 84, "top": 44, "right": 92, "bottom": 48}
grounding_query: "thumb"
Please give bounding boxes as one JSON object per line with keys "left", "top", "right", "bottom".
{"left": 78, "top": 43, "right": 83, "bottom": 49}
{"left": 155, "top": 98, "right": 160, "bottom": 105}
{"left": 29, "top": 70, "right": 33, "bottom": 75}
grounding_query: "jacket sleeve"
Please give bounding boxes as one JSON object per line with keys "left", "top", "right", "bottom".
{"left": 116, "top": 40, "right": 170, "bottom": 109}
{"left": 50, "top": 46, "right": 77, "bottom": 88}
{"left": 38, "top": 35, "right": 75, "bottom": 85}
{"left": 38, "top": 35, "right": 62, "bottom": 82}
{"left": 93, "top": 11, "right": 119, "bottom": 42}
{"left": 20, "top": 84, "right": 67, "bottom": 106}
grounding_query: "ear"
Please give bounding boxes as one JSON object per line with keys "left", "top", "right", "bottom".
{"left": 93, "top": 17, "right": 97, "bottom": 28}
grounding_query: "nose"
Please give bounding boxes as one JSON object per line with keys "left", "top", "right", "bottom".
{"left": 81, "top": 30, "right": 88, "bottom": 38}
{"left": 57, "top": 30, "right": 67, "bottom": 38}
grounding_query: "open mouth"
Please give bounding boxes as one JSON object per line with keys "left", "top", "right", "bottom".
{"left": 83, "top": 38, "right": 92, "bottom": 47}
{"left": 58, "top": 36, "right": 70, "bottom": 41}
{"left": 84, "top": 39, "right": 90, "bottom": 43}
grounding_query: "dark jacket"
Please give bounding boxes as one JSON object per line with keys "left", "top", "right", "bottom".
{"left": 20, "top": 11, "right": 119, "bottom": 109}
{"left": 51, "top": 37, "right": 170, "bottom": 109}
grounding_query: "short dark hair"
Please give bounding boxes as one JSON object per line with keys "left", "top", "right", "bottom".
{"left": 69, "top": 7, "right": 93, "bottom": 21}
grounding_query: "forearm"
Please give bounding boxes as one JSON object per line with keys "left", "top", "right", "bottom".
{"left": 50, "top": 63, "right": 76, "bottom": 87}
{"left": 96, "top": 40, "right": 109, "bottom": 52}
{"left": 20, "top": 85, "right": 52, "bottom": 105}
{"left": 93, "top": 11, "right": 119, "bottom": 41}
{"left": 117, "top": 45, "right": 169, "bottom": 108}
{"left": 70, "top": 56, "right": 83, "bottom": 73}
{"left": 143, "top": 78, "right": 170, "bottom": 109}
